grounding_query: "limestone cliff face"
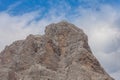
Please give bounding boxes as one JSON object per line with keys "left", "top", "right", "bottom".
{"left": 0, "top": 21, "right": 114, "bottom": 80}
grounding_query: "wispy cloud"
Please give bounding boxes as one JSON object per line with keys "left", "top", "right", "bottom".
{"left": 6, "top": 1, "right": 22, "bottom": 12}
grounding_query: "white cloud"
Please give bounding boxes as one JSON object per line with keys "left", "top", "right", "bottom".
{"left": 72, "top": 4, "right": 120, "bottom": 80}
{"left": 0, "top": 10, "right": 66, "bottom": 51}
{"left": 111, "top": 70, "right": 120, "bottom": 80}
{"left": 0, "top": 11, "right": 40, "bottom": 51}
{"left": 0, "top": 2, "right": 120, "bottom": 80}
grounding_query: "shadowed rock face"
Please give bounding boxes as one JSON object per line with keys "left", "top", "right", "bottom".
{"left": 0, "top": 21, "right": 114, "bottom": 80}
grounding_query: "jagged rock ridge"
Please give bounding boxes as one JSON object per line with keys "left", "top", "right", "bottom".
{"left": 0, "top": 21, "right": 114, "bottom": 80}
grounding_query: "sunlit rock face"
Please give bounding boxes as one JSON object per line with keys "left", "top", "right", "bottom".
{"left": 0, "top": 21, "right": 114, "bottom": 80}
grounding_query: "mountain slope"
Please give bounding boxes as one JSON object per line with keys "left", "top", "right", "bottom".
{"left": 0, "top": 21, "right": 114, "bottom": 80}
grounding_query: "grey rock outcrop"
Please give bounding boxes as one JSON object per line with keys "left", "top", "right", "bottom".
{"left": 0, "top": 21, "right": 114, "bottom": 80}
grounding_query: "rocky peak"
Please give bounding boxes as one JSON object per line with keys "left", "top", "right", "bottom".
{"left": 0, "top": 21, "right": 114, "bottom": 80}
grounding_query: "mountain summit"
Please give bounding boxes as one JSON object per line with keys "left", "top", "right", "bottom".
{"left": 0, "top": 21, "right": 114, "bottom": 80}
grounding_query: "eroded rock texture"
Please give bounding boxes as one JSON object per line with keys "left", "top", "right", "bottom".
{"left": 0, "top": 21, "right": 114, "bottom": 80}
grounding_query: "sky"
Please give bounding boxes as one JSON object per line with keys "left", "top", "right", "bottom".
{"left": 0, "top": 0, "right": 120, "bottom": 79}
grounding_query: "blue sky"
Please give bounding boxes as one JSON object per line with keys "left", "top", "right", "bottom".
{"left": 0, "top": 0, "right": 120, "bottom": 80}
{"left": 0, "top": 0, "right": 120, "bottom": 15}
